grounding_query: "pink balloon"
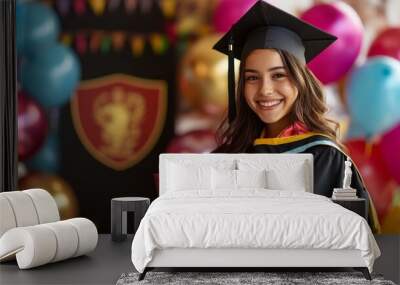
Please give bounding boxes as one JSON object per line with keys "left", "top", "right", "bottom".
{"left": 368, "top": 28, "right": 400, "bottom": 60}
{"left": 18, "top": 91, "right": 48, "bottom": 161}
{"left": 213, "top": 0, "right": 257, "bottom": 33}
{"left": 301, "top": 2, "right": 363, "bottom": 84}
{"left": 380, "top": 124, "right": 400, "bottom": 184}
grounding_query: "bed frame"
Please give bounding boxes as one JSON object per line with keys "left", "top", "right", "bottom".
{"left": 137, "top": 154, "right": 372, "bottom": 281}
{"left": 139, "top": 248, "right": 371, "bottom": 280}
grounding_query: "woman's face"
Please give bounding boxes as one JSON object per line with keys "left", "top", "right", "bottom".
{"left": 244, "top": 49, "right": 298, "bottom": 128}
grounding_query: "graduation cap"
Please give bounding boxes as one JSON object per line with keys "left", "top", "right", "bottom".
{"left": 213, "top": 0, "right": 337, "bottom": 123}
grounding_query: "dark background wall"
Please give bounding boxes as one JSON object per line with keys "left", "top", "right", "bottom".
{"left": 58, "top": 3, "right": 176, "bottom": 233}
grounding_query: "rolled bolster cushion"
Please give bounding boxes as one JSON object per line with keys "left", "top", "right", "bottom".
{"left": 65, "top": 218, "right": 98, "bottom": 257}
{"left": 0, "top": 196, "right": 17, "bottom": 238}
{"left": 0, "top": 191, "right": 39, "bottom": 228}
{"left": 0, "top": 226, "right": 57, "bottom": 269}
{"left": 0, "top": 218, "right": 98, "bottom": 269}
{"left": 23, "top": 189, "right": 60, "bottom": 224}
{"left": 42, "top": 221, "right": 79, "bottom": 263}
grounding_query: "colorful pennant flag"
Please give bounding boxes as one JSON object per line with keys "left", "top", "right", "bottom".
{"left": 160, "top": 0, "right": 176, "bottom": 19}
{"left": 56, "top": 0, "right": 71, "bottom": 16}
{"left": 90, "top": 31, "right": 103, "bottom": 52}
{"left": 130, "top": 35, "right": 145, "bottom": 57}
{"left": 74, "top": 0, "right": 86, "bottom": 15}
{"left": 61, "top": 33, "right": 73, "bottom": 47}
{"left": 108, "top": 0, "right": 121, "bottom": 11}
{"left": 89, "top": 0, "right": 106, "bottom": 16}
{"left": 111, "top": 32, "right": 127, "bottom": 51}
{"left": 75, "top": 32, "right": 87, "bottom": 54}
{"left": 140, "top": 0, "right": 153, "bottom": 13}
{"left": 125, "top": 0, "right": 138, "bottom": 14}
{"left": 149, "top": 33, "right": 168, "bottom": 55}
{"left": 100, "top": 35, "right": 112, "bottom": 54}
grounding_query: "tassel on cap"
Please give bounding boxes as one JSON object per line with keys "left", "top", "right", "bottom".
{"left": 228, "top": 32, "right": 236, "bottom": 124}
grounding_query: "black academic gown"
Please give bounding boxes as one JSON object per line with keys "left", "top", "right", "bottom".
{"left": 214, "top": 132, "right": 381, "bottom": 233}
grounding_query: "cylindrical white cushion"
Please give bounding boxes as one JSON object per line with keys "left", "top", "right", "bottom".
{"left": 66, "top": 218, "right": 98, "bottom": 257}
{"left": 0, "top": 226, "right": 57, "bottom": 269}
{"left": 23, "top": 189, "right": 60, "bottom": 223}
{"left": 0, "top": 218, "right": 98, "bottom": 269}
{"left": 0, "top": 192, "right": 39, "bottom": 227}
{"left": 0, "top": 196, "right": 17, "bottom": 238}
{"left": 42, "top": 221, "right": 79, "bottom": 262}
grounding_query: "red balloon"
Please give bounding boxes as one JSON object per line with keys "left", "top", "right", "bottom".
{"left": 166, "top": 129, "right": 217, "bottom": 153}
{"left": 345, "top": 139, "right": 396, "bottom": 220}
{"left": 368, "top": 28, "right": 400, "bottom": 60}
{"left": 379, "top": 124, "right": 400, "bottom": 184}
{"left": 18, "top": 91, "right": 48, "bottom": 160}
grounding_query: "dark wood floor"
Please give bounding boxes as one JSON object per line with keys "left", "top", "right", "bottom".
{"left": 0, "top": 235, "right": 398, "bottom": 285}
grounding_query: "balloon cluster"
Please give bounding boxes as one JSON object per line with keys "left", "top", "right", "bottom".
{"left": 299, "top": 2, "right": 400, "bottom": 232}
{"left": 172, "top": 0, "right": 400, "bottom": 232}
{"left": 16, "top": 1, "right": 80, "bottom": 218}
{"left": 17, "top": 2, "right": 81, "bottom": 108}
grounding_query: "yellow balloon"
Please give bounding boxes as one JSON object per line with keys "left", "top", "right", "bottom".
{"left": 179, "top": 34, "right": 239, "bottom": 115}
{"left": 19, "top": 173, "right": 79, "bottom": 220}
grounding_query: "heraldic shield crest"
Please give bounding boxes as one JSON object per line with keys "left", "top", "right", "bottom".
{"left": 71, "top": 74, "right": 167, "bottom": 170}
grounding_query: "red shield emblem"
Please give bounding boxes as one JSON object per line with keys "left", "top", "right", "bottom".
{"left": 71, "top": 74, "right": 167, "bottom": 170}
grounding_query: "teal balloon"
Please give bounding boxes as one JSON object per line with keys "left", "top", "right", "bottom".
{"left": 21, "top": 44, "right": 81, "bottom": 108}
{"left": 347, "top": 56, "right": 400, "bottom": 137}
{"left": 16, "top": 2, "right": 28, "bottom": 54}
{"left": 20, "top": 3, "right": 60, "bottom": 56}
{"left": 26, "top": 133, "right": 60, "bottom": 173}
{"left": 345, "top": 120, "right": 366, "bottom": 140}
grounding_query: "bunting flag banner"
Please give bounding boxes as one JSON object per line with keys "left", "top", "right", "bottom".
{"left": 54, "top": 0, "right": 176, "bottom": 18}
{"left": 71, "top": 74, "right": 167, "bottom": 171}
{"left": 61, "top": 31, "right": 171, "bottom": 56}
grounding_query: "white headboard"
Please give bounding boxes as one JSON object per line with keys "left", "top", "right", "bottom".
{"left": 159, "top": 153, "right": 313, "bottom": 196}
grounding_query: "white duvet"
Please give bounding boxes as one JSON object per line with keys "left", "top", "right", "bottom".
{"left": 131, "top": 190, "right": 380, "bottom": 273}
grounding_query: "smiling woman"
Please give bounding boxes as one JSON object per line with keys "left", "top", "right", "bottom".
{"left": 244, "top": 49, "right": 299, "bottom": 138}
{"left": 211, "top": 1, "right": 381, "bottom": 233}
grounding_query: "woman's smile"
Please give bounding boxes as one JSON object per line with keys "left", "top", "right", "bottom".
{"left": 256, "top": 98, "right": 284, "bottom": 110}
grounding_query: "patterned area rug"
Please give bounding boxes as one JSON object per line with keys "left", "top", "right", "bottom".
{"left": 116, "top": 271, "right": 396, "bottom": 285}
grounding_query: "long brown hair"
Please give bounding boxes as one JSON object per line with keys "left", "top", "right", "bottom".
{"left": 214, "top": 49, "right": 342, "bottom": 153}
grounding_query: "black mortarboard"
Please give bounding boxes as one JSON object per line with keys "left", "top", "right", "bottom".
{"left": 213, "top": 0, "right": 337, "bottom": 123}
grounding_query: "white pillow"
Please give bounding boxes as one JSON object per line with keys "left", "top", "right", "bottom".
{"left": 167, "top": 162, "right": 211, "bottom": 191}
{"left": 237, "top": 158, "right": 309, "bottom": 192}
{"left": 266, "top": 167, "right": 307, "bottom": 192}
{"left": 236, "top": 169, "right": 267, "bottom": 188}
{"left": 212, "top": 168, "right": 237, "bottom": 190}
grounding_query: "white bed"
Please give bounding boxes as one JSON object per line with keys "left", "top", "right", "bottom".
{"left": 131, "top": 154, "right": 380, "bottom": 280}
